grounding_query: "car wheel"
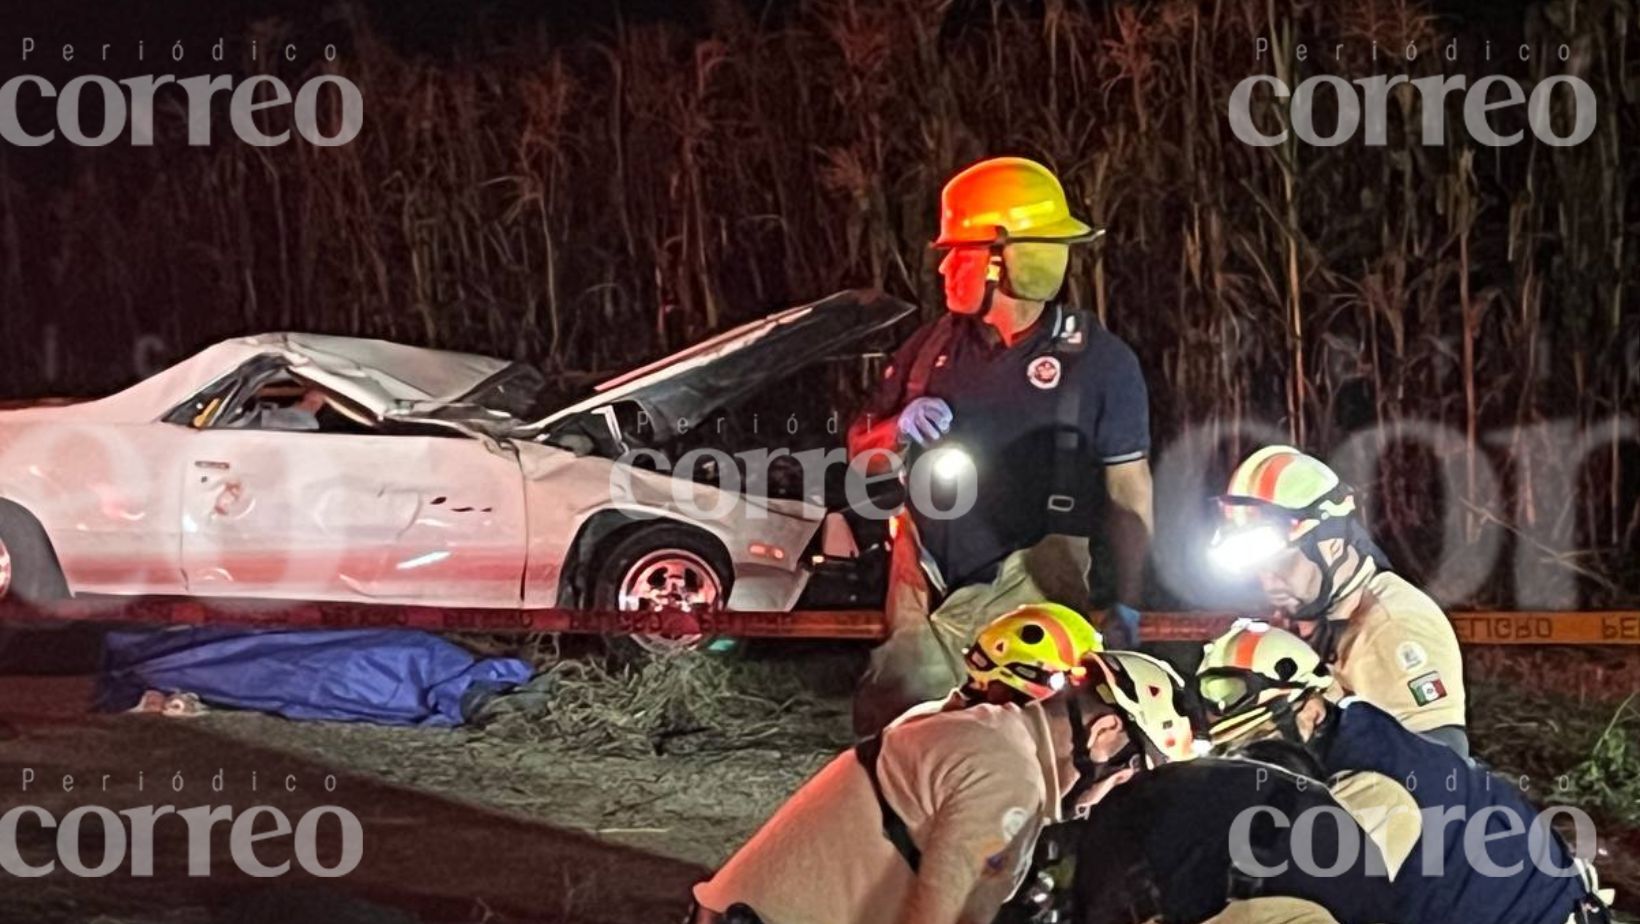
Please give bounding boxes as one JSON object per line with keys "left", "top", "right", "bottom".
{"left": 0, "top": 533, "right": 12, "bottom": 603}
{"left": 590, "top": 525, "right": 736, "bottom": 658}
{"left": 0, "top": 503, "right": 70, "bottom": 673}
{"left": 0, "top": 504, "right": 68, "bottom": 605}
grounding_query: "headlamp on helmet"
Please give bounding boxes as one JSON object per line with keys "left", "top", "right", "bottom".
{"left": 1207, "top": 521, "right": 1291, "bottom": 572}
{"left": 961, "top": 603, "right": 1102, "bottom": 705}
{"left": 1206, "top": 446, "right": 1378, "bottom": 635}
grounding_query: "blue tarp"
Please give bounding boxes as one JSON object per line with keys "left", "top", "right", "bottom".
{"left": 98, "top": 627, "right": 533, "bottom": 727}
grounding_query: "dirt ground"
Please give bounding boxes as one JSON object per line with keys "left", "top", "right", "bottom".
{"left": 0, "top": 640, "right": 1637, "bottom": 924}
{"left": 0, "top": 642, "right": 861, "bottom": 924}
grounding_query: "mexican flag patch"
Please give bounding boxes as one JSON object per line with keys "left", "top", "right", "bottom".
{"left": 1409, "top": 672, "right": 1449, "bottom": 706}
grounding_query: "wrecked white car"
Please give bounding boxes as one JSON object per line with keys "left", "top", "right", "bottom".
{"left": 0, "top": 290, "right": 913, "bottom": 644}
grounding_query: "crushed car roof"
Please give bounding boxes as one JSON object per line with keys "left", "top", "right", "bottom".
{"left": 240, "top": 333, "right": 513, "bottom": 406}
{"left": 2, "top": 292, "right": 915, "bottom": 435}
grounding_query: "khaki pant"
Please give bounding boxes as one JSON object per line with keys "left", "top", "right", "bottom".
{"left": 852, "top": 530, "right": 1092, "bottom": 736}
{"left": 1203, "top": 898, "right": 1343, "bottom": 924}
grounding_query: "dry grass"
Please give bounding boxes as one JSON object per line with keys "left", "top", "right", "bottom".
{"left": 1467, "top": 655, "right": 1640, "bottom": 912}
{"left": 477, "top": 651, "right": 856, "bottom": 759}
{"left": 1468, "top": 648, "right": 1640, "bottom": 827}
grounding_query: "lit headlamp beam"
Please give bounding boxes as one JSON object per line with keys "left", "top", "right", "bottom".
{"left": 1208, "top": 526, "right": 1287, "bottom": 571}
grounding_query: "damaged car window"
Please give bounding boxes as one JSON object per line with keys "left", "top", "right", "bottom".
{"left": 163, "top": 353, "right": 287, "bottom": 429}
{"left": 164, "top": 355, "right": 376, "bottom": 435}
{"left": 220, "top": 373, "right": 388, "bottom": 435}
{"left": 222, "top": 378, "right": 342, "bottom": 433}
{"left": 456, "top": 362, "right": 566, "bottom": 421}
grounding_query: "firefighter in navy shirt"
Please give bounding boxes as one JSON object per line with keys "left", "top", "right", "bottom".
{"left": 847, "top": 157, "right": 1155, "bottom": 736}
{"left": 1073, "top": 754, "right": 1418, "bottom": 924}
{"left": 1197, "top": 622, "right": 1615, "bottom": 924}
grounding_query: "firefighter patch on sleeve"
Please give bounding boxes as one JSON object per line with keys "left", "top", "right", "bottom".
{"left": 1408, "top": 671, "right": 1449, "bottom": 706}
{"left": 1001, "top": 807, "right": 1030, "bottom": 840}
{"left": 1396, "top": 641, "right": 1428, "bottom": 673}
{"left": 1027, "top": 356, "right": 1062, "bottom": 389}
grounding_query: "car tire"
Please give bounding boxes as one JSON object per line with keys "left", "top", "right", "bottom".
{"left": 589, "top": 524, "right": 737, "bottom": 660}
{"left": 0, "top": 503, "right": 68, "bottom": 605}
{"left": 0, "top": 502, "right": 71, "bottom": 673}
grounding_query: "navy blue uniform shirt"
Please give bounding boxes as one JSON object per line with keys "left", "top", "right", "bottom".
{"left": 862, "top": 304, "right": 1150, "bottom": 588}
{"left": 1316, "top": 700, "right": 1587, "bottom": 924}
{"left": 1073, "top": 757, "right": 1402, "bottom": 924}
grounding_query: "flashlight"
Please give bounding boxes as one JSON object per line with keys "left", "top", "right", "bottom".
{"left": 930, "top": 445, "right": 975, "bottom": 482}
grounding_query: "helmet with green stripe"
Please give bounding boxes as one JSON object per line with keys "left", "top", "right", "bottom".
{"left": 1197, "top": 619, "right": 1332, "bottom": 748}
{"left": 1210, "top": 445, "right": 1357, "bottom": 565}
{"left": 1207, "top": 445, "right": 1380, "bottom": 634}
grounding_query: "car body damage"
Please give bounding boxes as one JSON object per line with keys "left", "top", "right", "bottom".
{"left": 514, "top": 444, "right": 827, "bottom": 611}
{"left": 530, "top": 288, "right": 915, "bottom": 445}
{"left": 0, "top": 290, "right": 915, "bottom": 615}
{"left": 0, "top": 334, "right": 513, "bottom": 427}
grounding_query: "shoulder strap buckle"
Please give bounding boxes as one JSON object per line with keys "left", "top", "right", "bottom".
{"left": 1051, "top": 306, "right": 1090, "bottom": 355}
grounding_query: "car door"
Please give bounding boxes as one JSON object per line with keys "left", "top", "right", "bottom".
{"left": 180, "top": 428, "right": 528, "bottom": 606}
{"left": 17, "top": 420, "right": 196, "bottom": 597}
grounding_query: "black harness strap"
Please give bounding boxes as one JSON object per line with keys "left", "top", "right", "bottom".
{"left": 1046, "top": 387, "right": 1083, "bottom": 537}
{"left": 1045, "top": 306, "right": 1091, "bottom": 537}
{"left": 898, "top": 313, "right": 959, "bottom": 600}
{"left": 853, "top": 733, "right": 923, "bottom": 872}
{"left": 903, "top": 314, "right": 958, "bottom": 405}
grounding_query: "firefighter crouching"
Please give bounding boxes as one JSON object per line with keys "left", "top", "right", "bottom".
{"left": 1196, "top": 621, "right": 1616, "bottom": 924}
{"left": 1207, "top": 445, "right": 1469, "bottom": 756}
{"left": 686, "top": 647, "right": 1197, "bottom": 924}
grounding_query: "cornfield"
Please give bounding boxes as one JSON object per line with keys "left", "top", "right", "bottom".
{"left": 0, "top": 0, "right": 1636, "bottom": 607}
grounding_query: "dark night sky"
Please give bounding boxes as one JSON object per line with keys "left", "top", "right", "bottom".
{"left": 0, "top": 0, "right": 1536, "bottom": 58}
{"left": 0, "top": 0, "right": 710, "bottom": 55}
{"left": 0, "top": 0, "right": 1541, "bottom": 188}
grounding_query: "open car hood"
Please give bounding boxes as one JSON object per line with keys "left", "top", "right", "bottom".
{"left": 530, "top": 289, "right": 917, "bottom": 443}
